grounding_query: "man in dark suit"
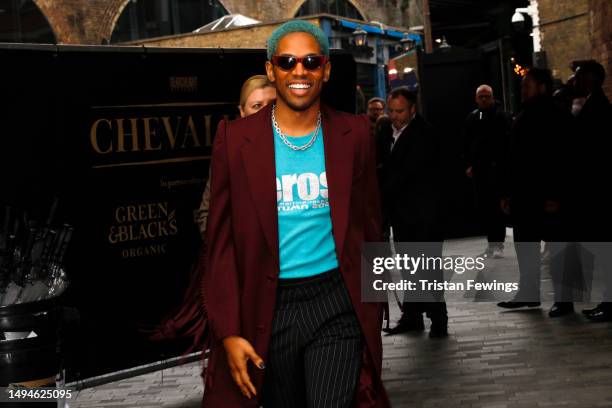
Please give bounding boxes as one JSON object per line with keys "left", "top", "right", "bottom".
{"left": 497, "top": 68, "right": 574, "bottom": 316}
{"left": 201, "top": 20, "right": 390, "bottom": 408}
{"left": 378, "top": 87, "right": 448, "bottom": 338}
{"left": 464, "top": 85, "right": 510, "bottom": 258}
{"left": 573, "top": 61, "right": 612, "bottom": 322}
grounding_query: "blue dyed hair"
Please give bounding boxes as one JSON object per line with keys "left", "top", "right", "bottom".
{"left": 267, "top": 20, "right": 330, "bottom": 60}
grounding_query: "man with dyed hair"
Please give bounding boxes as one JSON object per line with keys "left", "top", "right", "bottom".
{"left": 201, "top": 20, "right": 390, "bottom": 408}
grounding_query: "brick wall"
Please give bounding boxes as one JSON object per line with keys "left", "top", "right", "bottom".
{"left": 225, "top": 0, "right": 402, "bottom": 25}
{"left": 34, "top": 0, "right": 129, "bottom": 44}
{"left": 31, "top": 0, "right": 404, "bottom": 45}
{"left": 590, "top": 0, "right": 612, "bottom": 99}
{"left": 129, "top": 17, "right": 322, "bottom": 49}
{"left": 537, "top": 0, "right": 590, "bottom": 82}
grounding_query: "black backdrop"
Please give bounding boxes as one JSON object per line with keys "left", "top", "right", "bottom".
{"left": 418, "top": 46, "right": 508, "bottom": 238}
{"left": 0, "top": 44, "right": 356, "bottom": 381}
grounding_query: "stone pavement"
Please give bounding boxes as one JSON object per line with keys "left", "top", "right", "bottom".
{"left": 69, "top": 234, "right": 612, "bottom": 408}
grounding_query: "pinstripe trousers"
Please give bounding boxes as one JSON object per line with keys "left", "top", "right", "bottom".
{"left": 261, "top": 269, "right": 363, "bottom": 408}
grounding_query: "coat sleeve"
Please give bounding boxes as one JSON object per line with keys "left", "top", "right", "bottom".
{"left": 201, "top": 119, "right": 241, "bottom": 341}
{"left": 542, "top": 107, "right": 573, "bottom": 203}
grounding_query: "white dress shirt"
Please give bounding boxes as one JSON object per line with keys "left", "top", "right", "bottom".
{"left": 390, "top": 124, "right": 408, "bottom": 151}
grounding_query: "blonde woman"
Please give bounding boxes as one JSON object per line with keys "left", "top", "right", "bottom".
{"left": 195, "top": 75, "right": 276, "bottom": 235}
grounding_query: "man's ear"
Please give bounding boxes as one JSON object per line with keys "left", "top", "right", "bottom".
{"left": 323, "top": 61, "right": 331, "bottom": 83}
{"left": 410, "top": 103, "right": 417, "bottom": 115}
{"left": 265, "top": 61, "right": 276, "bottom": 83}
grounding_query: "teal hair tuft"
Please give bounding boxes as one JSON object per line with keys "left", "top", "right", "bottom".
{"left": 267, "top": 20, "right": 330, "bottom": 60}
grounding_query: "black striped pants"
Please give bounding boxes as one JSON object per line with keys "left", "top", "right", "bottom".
{"left": 262, "top": 269, "right": 363, "bottom": 408}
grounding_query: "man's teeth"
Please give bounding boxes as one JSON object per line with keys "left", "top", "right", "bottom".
{"left": 289, "top": 84, "right": 311, "bottom": 89}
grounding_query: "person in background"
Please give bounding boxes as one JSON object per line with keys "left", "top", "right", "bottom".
{"left": 572, "top": 61, "right": 612, "bottom": 322}
{"left": 370, "top": 97, "right": 390, "bottom": 189}
{"left": 463, "top": 84, "right": 510, "bottom": 258}
{"left": 553, "top": 83, "right": 576, "bottom": 114}
{"left": 378, "top": 87, "right": 448, "bottom": 338}
{"left": 195, "top": 75, "right": 276, "bottom": 236}
{"left": 497, "top": 68, "right": 574, "bottom": 318}
{"left": 367, "top": 97, "right": 386, "bottom": 125}
{"left": 238, "top": 75, "right": 278, "bottom": 117}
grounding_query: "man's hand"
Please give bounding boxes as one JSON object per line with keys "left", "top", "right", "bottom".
{"left": 223, "top": 336, "right": 265, "bottom": 399}
{"left": 501, "top": 197, "right": 510, "bottom": 215}
{"left": 544, "top": 200, "right": 560, "bottom": 213}
{"left": 466, "top": 166, "right": 474, "bottom": 178}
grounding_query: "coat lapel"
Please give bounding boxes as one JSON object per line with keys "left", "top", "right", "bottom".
{"left": 239, "top": 104, "right": 354, "bottom": 267}
{"left": 322, "top": 105, "right": 353, "bottom": 262}
{"left": 240, "top": 105, "right": 279, "bottom": 266}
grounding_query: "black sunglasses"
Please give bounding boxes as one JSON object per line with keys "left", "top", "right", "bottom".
{"left": 271, "top": 55, "right": 328, "bottom": 71}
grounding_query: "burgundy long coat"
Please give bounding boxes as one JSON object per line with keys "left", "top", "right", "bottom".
{"left": 201, "top": 103, "right": 391, "bottom": 408}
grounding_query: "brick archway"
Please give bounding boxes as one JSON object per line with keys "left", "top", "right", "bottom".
{"left": 33, "top": 0, "right": 127, "bottom": 44}
{"left": 19, "top": 0, "right": 58, "bottom": 43}
{"left": 109, "top": 0, "right": 233, "bottom": 43}
{"left": 287, "top": 0, "right": 368, "bottom": 20}
{"left": 105, "top": 0, "right": 134, "bottom": 43}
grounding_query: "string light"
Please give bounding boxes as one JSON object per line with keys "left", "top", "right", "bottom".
{"left": 513, "top": 63, "right": 529, "bottom": 77}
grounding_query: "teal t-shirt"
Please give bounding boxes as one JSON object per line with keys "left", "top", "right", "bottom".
{"left": 274, "top": 124, "right": 339, "bottom": 279}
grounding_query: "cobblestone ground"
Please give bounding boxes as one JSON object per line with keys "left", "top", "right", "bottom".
{"left": 70, "top": 234, "right": 612, "bottom": 408}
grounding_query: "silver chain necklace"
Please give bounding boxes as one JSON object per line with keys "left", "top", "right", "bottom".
{"left": 272, "top": 104, "right": 321, "bottom": 151}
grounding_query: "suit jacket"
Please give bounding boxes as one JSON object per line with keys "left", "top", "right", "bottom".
{"left": 463, "top": 105, "right": 510, "bottom": 183}
{"left": 573, "top": 89, "right": 612, "bottom": 236}
{"left": 201, "top": 103, "right": 391, "bottom": 408}
{"left": 575, "top": 88, "right": 611, "bottom": 189}
{"left": 377, "top": 114, "right": 442, "bottom": 234}
{"left": 500, "top": 95, "right": 572, "bottom": 215}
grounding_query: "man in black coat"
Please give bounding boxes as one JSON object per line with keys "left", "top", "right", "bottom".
{"left": 497, "top": 68, "right": 574, "bottom": 316}
{"left": 464, "top": 85, "right": 511, "bottom": 258}
{"left": 378, "top": 87, "right": 448, "bottom": 338}
{"left": 573, "top": 61, "right": 612, "bottom": 322}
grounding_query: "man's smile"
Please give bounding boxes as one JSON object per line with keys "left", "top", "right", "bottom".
{"left": 287, "top": 81, "right": 312, "bottom": 96}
